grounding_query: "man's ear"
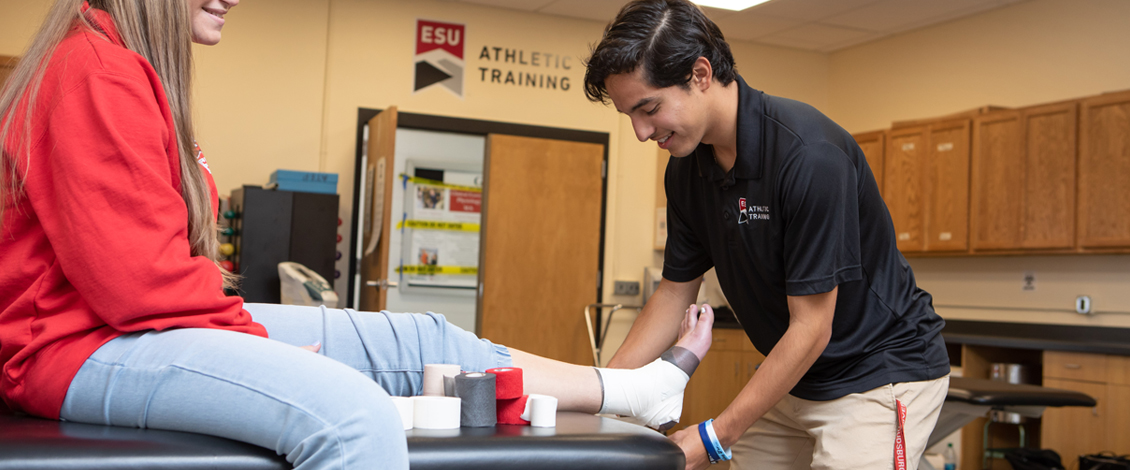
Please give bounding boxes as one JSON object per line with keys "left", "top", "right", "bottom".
{"left": 691, "top": 57, "right": 713, "bottom": 92}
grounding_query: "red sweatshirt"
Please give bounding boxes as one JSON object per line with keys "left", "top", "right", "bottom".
{"left": 0, "top": 5, "right": 267, "bottom": 419}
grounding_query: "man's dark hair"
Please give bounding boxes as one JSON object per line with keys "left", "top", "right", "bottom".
{"left": 583, "top": 0, "right": 737, "bottom": 104}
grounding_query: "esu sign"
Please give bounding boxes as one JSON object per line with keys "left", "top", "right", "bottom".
{"left": 416, "top": 20, "right": 465, "bottom": 60}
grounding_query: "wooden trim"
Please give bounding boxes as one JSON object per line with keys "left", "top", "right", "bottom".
{"left": 891, "top": 105, "right": 1009, "bottom": 128}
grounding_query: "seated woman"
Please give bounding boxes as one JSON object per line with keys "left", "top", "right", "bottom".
{"left": 0, "top": 1, "right": 715, "bottom": 469}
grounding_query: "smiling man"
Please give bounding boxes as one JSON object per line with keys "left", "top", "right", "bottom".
{"left": 583, "top": 1, "right": 951, "bottom": 469}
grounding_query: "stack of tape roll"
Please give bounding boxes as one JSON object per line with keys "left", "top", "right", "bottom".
{"left": 486, "top": 367, "right": 530, "bottom": 425}
{"left": 390, "top": 397, "right": 415, "bottom": 430}
{"left": 521, "top": 394, "right": 558, "bottom": 428}
{"left": 412, "top": 396, "right": 461, "bottom": 430}
{"left": 423, "top": 364, "right": 462, "bottom": 397}
{"left": 454, "top": 372, "right": 497, "bottom": 427}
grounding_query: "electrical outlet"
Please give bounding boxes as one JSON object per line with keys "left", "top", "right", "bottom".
{"left": 1076, "top": 295, "right": 1093, "bottom": 315}
{"left": 613, "top": 280, "right": 641, "bottom": 296}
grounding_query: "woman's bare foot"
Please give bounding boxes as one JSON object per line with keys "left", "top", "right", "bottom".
{"left": 675, "top": 304, "right": 715, "bottom": 362}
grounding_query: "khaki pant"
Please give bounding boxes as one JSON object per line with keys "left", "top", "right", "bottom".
{"left": 730, "top": 376, "right": 948, "bottom": 470}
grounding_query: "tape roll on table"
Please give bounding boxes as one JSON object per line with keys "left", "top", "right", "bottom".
{"left": 412, "top": 396, "right": 461, "bottom": 430}
{"left": 520, "top": 394, "right": 558, "bottom": 428}
{"left": 454, "top": 372, "right": 497, "bottom": 427}
{"left": 443, "top": 375, "right": 456, "bottom": 397}
{"left": 485, "top": 367, "right": 524, "bottom": 399}
{"left": 390, "top": 396, "right": 414, "bottom": 430}
{"left": 423, "top": 364, "right": 462, "bottom": 397}
{"left": 497, "top": 395, "right": 530, "bottom": 425}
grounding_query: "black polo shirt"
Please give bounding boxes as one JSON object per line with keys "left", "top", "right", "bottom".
{"left": 663, "top": 75, "right": 950, "bottom": 401}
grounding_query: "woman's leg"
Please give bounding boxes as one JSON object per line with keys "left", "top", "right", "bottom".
{"left": 60, "top": 328, "right": 407, "bottom": 470}
{"left": 242, "top": 303, "right": 715, "bottom": 427}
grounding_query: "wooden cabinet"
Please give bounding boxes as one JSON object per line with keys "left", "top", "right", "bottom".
{"left": 884, "top": 120, "right": 970, "bottom": 253}
{"left": 885, "top": 126, "right": 928, "bottom": 252}
{"left": 925, "top": 120, "right": 972, "bottom": 252}
{"left": 678, "top": 328, "right": 764, "bottom": 433}
{"left": 0, "top": 56, "right": 16, "bottom": 88}
{"left": 971, "top": 103, "right": 1077, "bottom": 251}
{"left": 1078, "top": 90, "right": 1130, "bottom": 248}
{"left": 1041, "top": 350, "right": 1130, "bottom": 462}
{"left": 853, "top": 130, "right": 886, "bottom": 197}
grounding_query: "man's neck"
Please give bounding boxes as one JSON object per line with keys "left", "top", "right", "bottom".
{"left": 701, "top": 81, "right": 740, "bottom": 173}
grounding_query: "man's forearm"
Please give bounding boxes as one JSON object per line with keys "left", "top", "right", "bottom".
{"left": 607, "top": 278, "right": 701, "bottom": 369}
{"left": 710, "top": 289, "right": 836, "bottom": 447}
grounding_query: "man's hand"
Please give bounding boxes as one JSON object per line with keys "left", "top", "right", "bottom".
{"left": 671, "top": 426, "right": 711, "bottom": 470}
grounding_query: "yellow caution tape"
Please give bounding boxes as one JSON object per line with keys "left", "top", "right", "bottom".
{"left": 397, "top": 265, "right": 479, "bottom": 275}
{"left": 402, "top": 175, "right": 482, "bottom": 193}
{"left": 397, "top": 220, "right": 480, "bottom": 232}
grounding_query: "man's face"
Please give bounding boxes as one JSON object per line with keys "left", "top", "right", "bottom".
{"left": 605, "top": 69, "right": 707, "bottom": 158}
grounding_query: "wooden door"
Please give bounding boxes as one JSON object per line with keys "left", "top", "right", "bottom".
{"left": 1078, "top": 90, "right": 1130, "bottom": 248}
{"left": 971, "top": 111, "right": 1024, "bottom": 250}
{"left": 925, "top": 119, "right": 971, "bottom": 252}
{"left": 885, "top": 126, "right": 927, "bottom": 253}
{"left": 478, "top": 134, "right": 604, "bottom": 365}
{"left": 853, "top": 130, "right": 886, "bottom": 197}
{"left": 1021, "top": 102, "right": 1077, "bottom": 249}
{"left": 359, "top": 107, "right": 397, "bottom": 311}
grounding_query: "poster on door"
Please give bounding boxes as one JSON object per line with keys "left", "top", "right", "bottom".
{"left": 398, "top": 168, "right": 481, "bottom": 289}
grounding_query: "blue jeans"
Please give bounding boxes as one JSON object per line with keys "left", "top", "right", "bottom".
{"left": 59, "top": 304, "right": 512, "bottom": 470}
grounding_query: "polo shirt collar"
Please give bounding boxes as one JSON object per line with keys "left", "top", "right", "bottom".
{"left": 694, "top": 74, "right": 764, "bottom": 186}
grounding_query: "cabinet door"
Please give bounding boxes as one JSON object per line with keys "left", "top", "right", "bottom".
{"left": 886, "top": 127, "right": 927, "bottom": 253}
{"left": 853, "top": 131, "right": 886, "bottom": 197}
{"left": 1042, "top": 378, "right": 1107, "bottom": 463}
{"left": 680, "top": 349, "right": 748, "bottom": 430}
{"left": 971, "top": 111, "right": 1024, "bottom": 250}
{"left": 1107, "top": 384, "right": 1130, "bottom": 454}
{"left": 1021, "top": 102, "right": 1077, "bottom": 249}
{"left": 1079, "top": 91, "right": 1130, "bottom": 248}
{"left": 925, "top": 120, "right": 971, "bottom": 252}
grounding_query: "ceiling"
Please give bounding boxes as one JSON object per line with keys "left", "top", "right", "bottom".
{"left": 448, "top": 0, "right": 1026, "bottom": 52}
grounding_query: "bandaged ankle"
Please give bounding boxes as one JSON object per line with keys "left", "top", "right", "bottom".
{"left": 594, "top": 347, "right": 694, "bottom": 429}
{"left": 661, "top": 346, "right": 700, "bottom": 377}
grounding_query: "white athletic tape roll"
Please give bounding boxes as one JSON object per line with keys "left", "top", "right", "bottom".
{"left": 520, "top": 394, "right": 558, "bottom": 428}
{"left": 390, "top": 397, "right": 414, "bottom": 430}
{"left": 423, "top": 364, "right": 462, "bottom": 397}
{"left": 412, "top": 396, "right": 462, "bottom": 430}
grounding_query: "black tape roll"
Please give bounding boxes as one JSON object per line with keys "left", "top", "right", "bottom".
{"left": 454, "top": 372, "right": 497, "bottom": 427}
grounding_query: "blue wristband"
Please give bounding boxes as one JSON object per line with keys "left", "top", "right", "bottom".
{"left": 698, "top": 421, "right": 721, "bottom": 463}
{"left": 698, "top": 419, "right": 732, "bottom": 463}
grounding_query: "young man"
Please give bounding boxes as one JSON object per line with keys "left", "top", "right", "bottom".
{"left": 583, "top": 1, "right": 950, "bottom": 469}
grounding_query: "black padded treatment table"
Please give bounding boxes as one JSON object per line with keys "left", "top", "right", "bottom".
{"left": 0, "top": 411, "right": 684, "bottom": 470}
{"left": 920, "top": 376, "right": 1097, "bottom": 470}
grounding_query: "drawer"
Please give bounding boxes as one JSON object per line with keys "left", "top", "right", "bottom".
{"left": 1044, "top": 350, "right": 1108, "bottom": 383}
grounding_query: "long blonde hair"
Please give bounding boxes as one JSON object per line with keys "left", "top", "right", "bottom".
{"left": 0, "top": 0, "right": 236, "bottom": 289}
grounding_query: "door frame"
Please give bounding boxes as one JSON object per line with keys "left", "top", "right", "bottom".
{"left": 348, "top": 108, "right": 610, "bottom": 309}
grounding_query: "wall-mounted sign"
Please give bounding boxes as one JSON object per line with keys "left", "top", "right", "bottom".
{"left": 414, "top": 19, "right": 465, "bottom": 97}
{"left": 476, "top": 45, "right": 574, "bottom": 92}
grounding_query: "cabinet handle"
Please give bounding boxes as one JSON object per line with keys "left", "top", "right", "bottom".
{"left": 1093, "top": 407, "right": 1099, "bottom": 417}
{"left": 1064, "top": 364, "right": 1082, "bottom": 370}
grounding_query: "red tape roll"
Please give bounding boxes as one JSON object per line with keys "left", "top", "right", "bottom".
{"left": 486, "top": 367, "right": 523, "bottom": 399}
{"left": 496, "top": 395, "right": 530, "bottom": 425}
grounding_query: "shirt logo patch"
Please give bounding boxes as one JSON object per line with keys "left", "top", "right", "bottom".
{"left": 737, "top": 197, "right": 769, "bottom": 224}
